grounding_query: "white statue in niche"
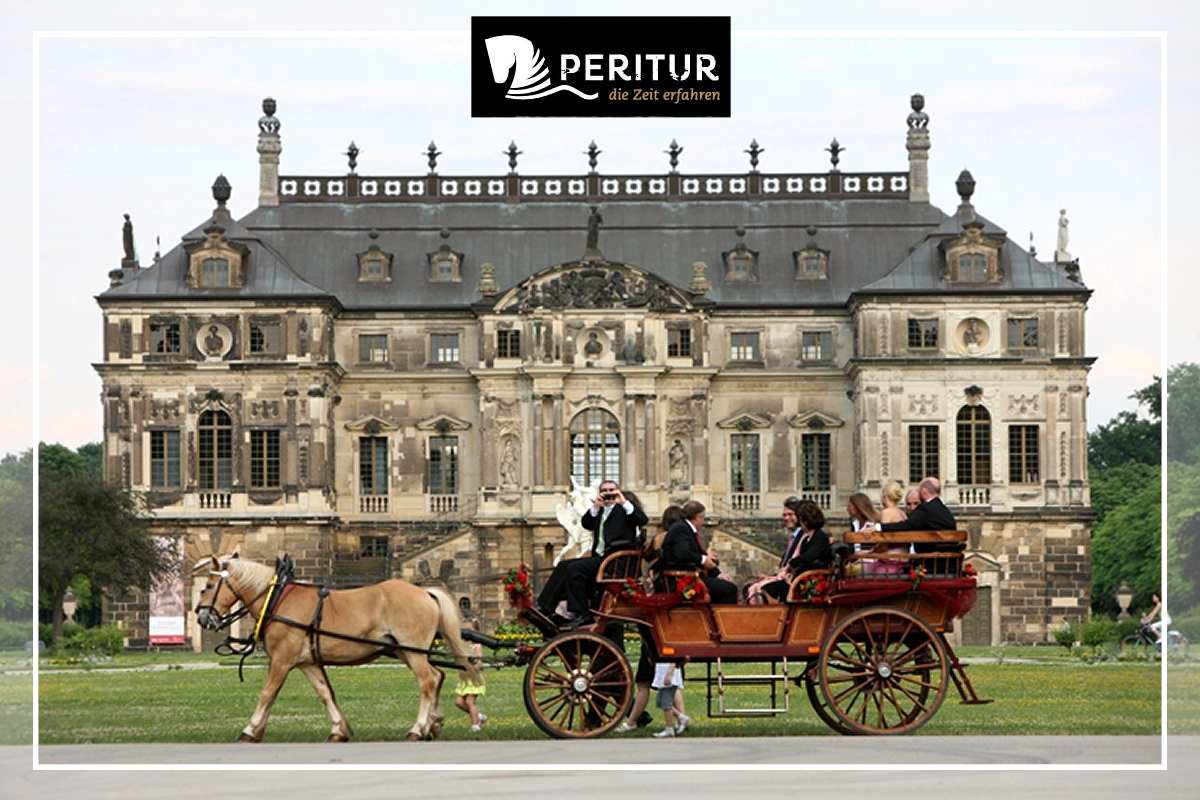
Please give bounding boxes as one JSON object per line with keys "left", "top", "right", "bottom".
{"left": 1055, "top": 209, "right": 1072, "bottom": 263}
{"left": 553, "top": 476, "right": 600, "bottom": 566}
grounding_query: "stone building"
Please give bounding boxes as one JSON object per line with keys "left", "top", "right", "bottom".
{"left": 96, "top": 95, "right": 1093, "bottom": 647}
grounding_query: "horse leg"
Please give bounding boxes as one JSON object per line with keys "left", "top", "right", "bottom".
{"left": 239, "top": 659, "right": 291, "bottom": 742}
{"left": 300, "top": 664, "right": 352, "bottom": 742}
{"left": 428, "top": 666, "right": 446, "bottom": 739}
{"left": 402, "top": 653, "right": 440, "bottom": 741}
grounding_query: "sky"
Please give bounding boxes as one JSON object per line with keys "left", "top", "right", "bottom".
{"left": 2, "top": 2, "right": 1195, "bottom": 454}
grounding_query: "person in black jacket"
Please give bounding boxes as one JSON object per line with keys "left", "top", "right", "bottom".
{"left": 873, "top": 477, "right": 961, "bottom": 553}
{"left": 760, "top": 500, "right": 833, "bottom": 602}
{"left": 660, "top": 501, "right": 738, "bottom": 604}
{"left": 561, "top": 480, "right": 649, "bottom": 622}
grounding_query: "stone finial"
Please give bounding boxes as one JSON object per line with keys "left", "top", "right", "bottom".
{"left": 585, "top": 140, "right": 601, "bottom": 173}
{"left": 258, "top": 97, "right": 280, "bottom": 134}
{"left": 440, "top": 227, "right": 451, "bottom": 241}
{"left": 826, "top": 138, "right": 844, "bottom": 172}
{"left": 505, "top": 141, "right": 522, "bottom": 174}
{"left": 689, "top": 261, "right": 711, "bottom": 294}
{"left": 477, "top": 262, "right": 498, "bottom": 297}
{"left": 955, "top": 169, "right": 975, "bottom": 204}
{"left": 907, "top": 93, "right": 929, "bottom": 130}
{"left": 745, "top": 139, "right": 764, "bottom": 172}
{"left": 426, "top": 141, "right": 442, "bottom": 174}
{"left": 665, "top": 139, "right": 683, "bottom": 173}
{"left": 345, "top": 141, "right": 359, "bottom": 175}
{"left": 212, "top": 174, "right": 232, "bottom": 206}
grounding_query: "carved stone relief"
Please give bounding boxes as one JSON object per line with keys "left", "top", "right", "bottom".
{"left": 880, "top": 431, "right": 889, "bottom": 477}
{"left": 249, "top": 400, "right": 282, "bottom": 420}
{"left": 1008, "top": 394, "right": 1040, "bottom": 416}
{"left": 500, "top": 262, "right": 689, "bottom": 313}
{"left": 197, "top": 322, "right": 234, "bottom": 362}
{"left": 668, "top": 438, "right": 690, "bottom": 491}
{"left": 500, "top": 436, "right": 520, "bottom": 487}
{"left": 1059, "top": 431, "right": 1068, "bottom": 480}
{"left": 908, "top": 393, "right": 938, "bottom": 417}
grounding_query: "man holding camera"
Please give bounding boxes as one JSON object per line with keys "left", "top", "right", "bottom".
{"left": 561, "top": 479, "right": 648, "bottom": 625}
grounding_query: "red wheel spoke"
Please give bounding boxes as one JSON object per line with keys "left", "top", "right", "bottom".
{"left": 590, "top": 659, "right": 623, "bottom": 682}
{"left": 861, "top": 618, "right": 878, "bottom": 654}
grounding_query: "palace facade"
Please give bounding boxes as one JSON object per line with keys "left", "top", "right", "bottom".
{"left": 97, "top": 95, "right": 1093, "bottom": 647}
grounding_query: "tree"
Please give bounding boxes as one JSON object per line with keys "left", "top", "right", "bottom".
{"left": 1168, "top": 363, "right": 1200, "bottom": 463}
{"left": 1089, "top": 464, "right": 1161, "bottom": 615}
{"left": 1168, "top": 461, "right": 1200, "bottom": 610}
{"left": 0, "top": 449, "right": 32, "bottom": 620}
{"left": 1088, "top": 377, "right": 1160, "bottom": 471}
{"left": 38, "top": 443, "right": 176, "bottom": 642}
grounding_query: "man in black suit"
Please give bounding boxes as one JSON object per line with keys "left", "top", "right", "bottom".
{"left": 562, "top": 479, "right": 649, "bottom": 622}
{"left": 875, "top": 477, "right": 961, "bottom": 553}
{"left": 660, "top": 501, "right": 738, "bottom": 604}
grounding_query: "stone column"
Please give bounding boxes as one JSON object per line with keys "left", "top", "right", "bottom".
{"left": 551, "top": 394, "right": 564, "bottom": 486}
{"left": 624, "top": 397, "right": 638, "bottom": 486}
{"left": 532, "top": 397, "right": 544, "bottom": 486}
{"left": 906, "top": 94, "right": 930, "bottom": 203}
{"left": 257, "top": 98, "right": 282, "bottom": 208}
{"left": 645, "top": 396, "right": 658, "bottom": 487}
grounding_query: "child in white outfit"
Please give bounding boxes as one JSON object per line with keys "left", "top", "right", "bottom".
{"left": 651, "top": 661, "right": 684, "bottom": 737}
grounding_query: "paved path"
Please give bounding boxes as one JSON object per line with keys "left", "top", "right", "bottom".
{"left": 2, "top": 737, "right": 1192, "bottom": 800}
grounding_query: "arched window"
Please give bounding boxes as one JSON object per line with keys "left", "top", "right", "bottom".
{"left": 956, "top": 405, "right": 991, "bottom": 485}
{"left": 570, "top": 408, "right": 620, "bottom": 486}
{"left": 197, "top": 409, "right": 233, "bottom": 489}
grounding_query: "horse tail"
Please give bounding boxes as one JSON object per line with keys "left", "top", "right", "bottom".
{"left": 428, "top": 588, "right": 481, "bottom": 685}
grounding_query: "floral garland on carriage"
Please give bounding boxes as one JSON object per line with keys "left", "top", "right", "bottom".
{"left": 502, "top": 563, "right": 533, "bottom": 609}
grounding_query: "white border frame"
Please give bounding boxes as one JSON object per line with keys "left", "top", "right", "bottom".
{"left": 31, "top": 26, "right": 1169, "bottom": 772}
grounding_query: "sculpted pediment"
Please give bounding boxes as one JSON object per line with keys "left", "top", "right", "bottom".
{"left": 787, "top": 410, "right": 845, "bottom": 430}
{"left": 492, "top": 260, "right": 695, "bottom": 313}
{"left": 344, "top": 414, "right": 400, "bottom": 434}
{"left": 716, "top": 410, "right": 774, "bottom": 430}
{"left": 415, "top": 413, "right": 472, "bottom": 433}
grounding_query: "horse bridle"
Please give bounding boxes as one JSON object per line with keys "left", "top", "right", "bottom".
{"left": 195, "top": 570, "right": 269, "bottom": 633}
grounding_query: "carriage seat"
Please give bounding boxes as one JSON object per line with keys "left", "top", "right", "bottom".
{"left": 841, "top": 530, "right": 969, "bottom": 579}
{"left": 595, "top": 550, "right": 643, "bottom": 585}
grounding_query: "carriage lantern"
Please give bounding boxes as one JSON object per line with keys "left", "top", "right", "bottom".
{"left": 1116, "top": 583, "right": 1134, "bottom": 620}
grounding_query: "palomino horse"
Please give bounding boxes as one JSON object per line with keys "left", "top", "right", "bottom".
{"left": 194, "top": 554, "right": 479, "bottom": 742}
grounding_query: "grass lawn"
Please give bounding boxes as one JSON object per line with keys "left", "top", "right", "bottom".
{"left": 15, "top": 654, "right": 1191, "bottom": 745}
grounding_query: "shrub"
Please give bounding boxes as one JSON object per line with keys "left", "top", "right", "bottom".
{"left": 1114, "top": 618, "right": 1141, "bottom": 641}
{"left": 0, "top": 620, "right": 33, "bottom": 649}
{"left": 58, "top": 625, "right": 124, "bottom": 657}
{"left": 38, "top": 621, "right": 82, "bottom": 645}
{"left": 1053, "top": 621, "right": 1078, "bottom": 650}
{"left": 1080, "top": 617, "right": 1118, "bottom": 648}
{"left": 1174, "top": 609, "right": 1200, "bottom": 642}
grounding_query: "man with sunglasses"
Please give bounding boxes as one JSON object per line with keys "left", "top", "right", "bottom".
{"left": 561, "top": 479, "right": 648, "bottom": 626}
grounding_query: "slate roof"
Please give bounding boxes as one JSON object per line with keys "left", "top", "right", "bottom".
{"left": 99, "top": 193, "right": 1086, "bottom": 307}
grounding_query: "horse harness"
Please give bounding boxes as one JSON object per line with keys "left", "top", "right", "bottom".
{"left": 209, "top": 557, "right": 467, "bottom": 682}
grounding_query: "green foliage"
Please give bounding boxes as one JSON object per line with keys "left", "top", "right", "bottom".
{"left": 1088, "top": 411, "right": 1160, "bottom": 471}
{"left": 1175, "top": 608, "right": 1200, "bottom": 642}
{"left": 57, "top": 625, "right": 124, "bottom": 657}
{"left": 40, "top": 622, "right": 82, "bottom": 644}
{"left": 0, "top": 450, "right": 32, "bottom": 622}
{"left": 1168, "top": 363, "right": 1200, "bottom": 463}
{"left": 1114, "top": 618, "right": 1141, "bottom": 640}
{"left": 1079, "top": 617, "right": 1117, "bottom": 647}
{"left": 0, "top": 621, "right": 33, "bottom": 649}
{"left": 1089, "top": 464, "right": 1162, "bottom": 615}
{"left": 1052, "top": 621, "right": 1077, "bottom": 649}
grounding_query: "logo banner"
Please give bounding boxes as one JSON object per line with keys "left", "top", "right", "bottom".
{"left": 472, "top": 16, "right": 731, "bottom": 118}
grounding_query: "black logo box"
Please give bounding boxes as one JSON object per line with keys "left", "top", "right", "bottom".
{"left": 471, "top": 16, "right": 730, "bottom": 118}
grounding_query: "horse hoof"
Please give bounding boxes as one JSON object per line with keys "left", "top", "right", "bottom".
{"left": 326, "top": 733, "right": 349, "bottom": 743}
{"left": 237, "top": 733, "right": 260, "bottom": 743}
{"left": 405, "top": 732, "right": 421, "bottom": 742}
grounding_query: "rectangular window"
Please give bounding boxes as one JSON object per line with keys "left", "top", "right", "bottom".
{"left": 200, "top": 257, "right": 230, "bottom": 287}
{"left": 1009, "top": 425, "right": 1040, "bottom": 484}
{"left": 730, "top": 434, "right": 760, "bottom": 493}
{"left": 956, "top": 252, "right": 989, "bottom": 282}
{"left": 1007, "top": 317, "right": 1039, "bottom": 349}
{"left": 801, "top": 331, "right": 833, "bottom": 362}
{"left": 249, "top": 429, "right": 280, "bottom": 489}
{"left": 149, "top": 321, "right": 181, "bottom": 354}
{"left": 359, "top": 436, "right": 388, "bottom": 495}
{"left": 908, "top": 425, "right": 940, "bottom": 484}
{"left": 359, "top": 334, "right": 388, "bottom": 363}
{"left": 248, "top": 321, "right": 281, "bottom": 355}
{"left": 149, "top": 430, "right": 181, "bottom": 488}
{"left": 801, "top": 433, "right": 831, "bottom": 491}
{"left": 497, "top": 329, "right": 521, "bottom": 359}
{"left": 428, "top": 436, "right": 459, "bottom": 495}
{"left": 730, "top": 332, "right": 760, "bottom": 362}
{"left": 668, "top": 327, "right": 692, "bottom": 358}
{"left": 359, "top": 535, "right": 389, "bottom": 558}
{"left": 907, "top": 318, "right": 938, "bottom": 349}
{"left": 432, "top": 333, "right": 460, "bottom": 364}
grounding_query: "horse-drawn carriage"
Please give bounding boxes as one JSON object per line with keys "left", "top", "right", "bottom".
{"left": 511, "top": 530, "right": 990, "bottom": 738}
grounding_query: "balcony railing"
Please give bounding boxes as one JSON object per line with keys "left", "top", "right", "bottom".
{"left": 359, "top": 495, "right": 389, "bottom": 514}
{"left": 199, "top": 492, "right": 231, "bottom": 510}
{"left": 800, "top": 489, "right": 833, "bottom": 510}
{"left": 729, "top": 492, "right": 761, "bottom": 512}
{"left": 957, "top": 485, "right": 991, "bottom": 506}
{"left": 427, "top": 494, "right": 459, "bottom": 514}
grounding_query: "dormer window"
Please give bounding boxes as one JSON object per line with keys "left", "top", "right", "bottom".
{"left": 792, "top": 226, "right": 829, "bottom": 280}
{"left": 357, "top": 230, "right": 393, "bottom": 283}
{"left": 185, "top": 223, "right": 247, "bottom": 288}
{"left": 722, "top": 225, "right": 758, "bottom": 283}
{"left": 943, "top": 222, "right": 1003, "bottom": 283}
{"left": 428, "top": 228, "right": 464, "bottom": 283}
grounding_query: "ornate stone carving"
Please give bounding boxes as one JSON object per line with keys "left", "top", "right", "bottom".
{"left": 1059, "top": 392, "right": 1068, "bottom": 417}
{"left": 1008, "top": 394, "right": 1040, "bottom": 416}
{"left": 956, "top": 317, "right": 990, "bottom": 352}
{"left": 716, "top": 410, "right": 773, "bottom": 430}
{"left": 477, "top": 263, "right": 499, "bottom": 296}
{"left": 689, "top": 261, "right": 711, "bottom": 294}
{"left": 500, "top": 436, "right": 520, "bottom": 487}
{"left": 908, "top": 393, "right": 938, "bottom": 417}
{"left": 880, "top": 431, "right": 889, "bottom": 477}
{"left": 197, "top": 322, "right": 233, "bottom": 362}
{"left": 344, "top": 414, "right": 400, "bottom": 433}
{"left": 1057, "top": 313, "right": 1068, "bottom": 354}
{"left": 249, "top": 399, "right": 281, "bottom": 420}
{"left": 119, "top": 319, "right": 133, "bottom": 359}
{"left": 877, "top": 315, "right": 888, "bottom": 356}
{"left": 722, "top": 225, "right": 758, "bottom": 282}
{"left": 792, "top": 226, "right": 829, "bottom": 280}
{"left": 298, "top": 316, "right": 310, "bottom": 357}
{"left": 149, "top": 398, "right": 181, "bottom": 421}
{"left": 428, "top": 228, "right": 463, "bottom": 283}
{"left": 668, "top": 438, "right": 690, "bottom": 490}
{"left": 500, "top": 262, "right": 689, "bottom": 313}
{"left": 787, "top": 410, "right": 845, "bottom": 429}
{"left": 1059, "top": 431, "right": 1068, "bottom": 480}
{"left": 416, "top": 414, "right": 471, "bottom": 432}
{"left": 357, "top": 231, "right": 393, "bottom": 282}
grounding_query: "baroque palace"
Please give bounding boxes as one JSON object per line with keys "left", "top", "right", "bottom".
{"left": 97, "top": 95, "right": 1093, "bottom": 647}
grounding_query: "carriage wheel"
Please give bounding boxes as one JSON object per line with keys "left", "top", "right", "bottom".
{"left": 523, "top": 631, "right": 634, "bottom": 739}
{"left": 817, "top": 607, "right": 948, "bottom": 735}
{"left": 804, "top": 663, "right": 853, "bottom": 735}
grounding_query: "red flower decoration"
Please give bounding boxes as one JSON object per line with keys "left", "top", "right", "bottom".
{"left": 502, "top": 563, "right": 533, "bottom": 608}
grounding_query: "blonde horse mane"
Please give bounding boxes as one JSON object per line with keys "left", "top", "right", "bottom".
{"left": 193, "top": 554, "right": 274, "bottom": 598}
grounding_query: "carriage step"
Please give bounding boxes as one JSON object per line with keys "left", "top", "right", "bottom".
{"left": 706, "top": 658, "right": 791, "bottom": 718}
